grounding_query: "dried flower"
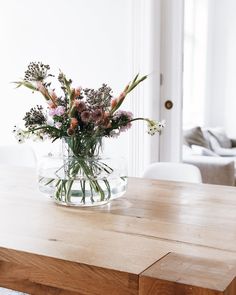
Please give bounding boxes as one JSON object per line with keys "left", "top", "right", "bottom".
{"left": 23, "top": 105, "right": 46, "bottom": 128}
{"left": 75, "top": 100, "right": 86, "bottom": 112}
{"left": 92, "top": 109, "right": 103, "bottom": 122}
{"left": 84, "top": 84, "right": 112, "bottom": 110}
{"left": 15, "top": 64, "right": 164, "bottom": 145}
{"left": 24, "top": 62, "right": 51, "bottom": 82}
{"left": 81, "top": 111, "right": 91, "bottom": 123}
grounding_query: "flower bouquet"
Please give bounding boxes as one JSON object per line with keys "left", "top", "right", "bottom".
{"left": 14, "top": 62, "right": 164, "bottom": 206}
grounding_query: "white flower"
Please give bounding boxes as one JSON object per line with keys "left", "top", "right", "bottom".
{"left": 110, "top": 129, "right": 120, "bottom": 138}
{"left": 147, "top": 119, "right": 165, "bottom": 135}
{"left": 13, "top": 126, "right": 27, "bottom": 143}
{"left": 157, "top": 120, "right": 166, "bottom": 130}
{"left": 46, "top": 117, "right": 54, "bottom": 126}
{"left": 147, "top": 125, "right": 158, "bottom": 136}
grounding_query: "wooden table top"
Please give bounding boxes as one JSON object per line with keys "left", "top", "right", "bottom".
{"left": 0, "top": 166, "right": 236, "bottom": 295}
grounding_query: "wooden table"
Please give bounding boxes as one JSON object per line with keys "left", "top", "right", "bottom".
{"left": 0, "top": 167, "right": 236, "bottom": 295}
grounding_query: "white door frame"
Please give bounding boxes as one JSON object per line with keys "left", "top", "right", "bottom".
{"left": 129, "top": 0, "right": 161, "bottom": 176}
{"left": 159, "top": 0, "right": 184, "bottom": 162}
{"left": 129, "top": 0, "right": 184, "bottom": 176}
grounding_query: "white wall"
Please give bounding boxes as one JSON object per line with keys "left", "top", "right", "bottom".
{"left": 0, "top": 0, "right": 162, "bottom": 175}
{"left": 0, "top": 0, "right": 133, "bottom": 162}
{"left": 204, "top": 0, "right": 236, "bottom": 137}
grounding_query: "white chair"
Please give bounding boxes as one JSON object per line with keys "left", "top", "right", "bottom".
{"left": 142, "top": 162, "right": 202, "bottom": 183}
{"left": 0, "top": 145, "right": 37, "bottom": 168}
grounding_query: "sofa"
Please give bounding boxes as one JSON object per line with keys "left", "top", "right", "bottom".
{"left": 183, "top": 126, "right": 236, "bottom": 186}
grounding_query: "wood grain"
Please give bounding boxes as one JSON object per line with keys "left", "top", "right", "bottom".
{"left": 0, "top": 167, "right": 235, "bottom": 294}
{"left": 139, "top": 253, "right": 236, "bottom": 294}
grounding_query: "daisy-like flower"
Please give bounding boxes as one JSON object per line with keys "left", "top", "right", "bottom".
{"left": 13, "top": 126, "right": 28, "bottom": 143}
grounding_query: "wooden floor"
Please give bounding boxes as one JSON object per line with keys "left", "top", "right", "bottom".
{"left": 0, "top": 166, "right": 235, "bottom": 294}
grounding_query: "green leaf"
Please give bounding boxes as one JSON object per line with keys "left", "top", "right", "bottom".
{"left": 13, "top": 81, "right": 37, "bottom": 91}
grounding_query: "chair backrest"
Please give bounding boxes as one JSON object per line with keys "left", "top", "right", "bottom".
{"left": 0, "top": 145, "right": 37, "bottom": 168}
{"left": 142, "top": 162, "right": 202, "bottom": 183}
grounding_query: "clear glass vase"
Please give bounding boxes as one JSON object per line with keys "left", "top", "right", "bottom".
{"left": 38, "top": 137, "right": 127, "bottom": 207}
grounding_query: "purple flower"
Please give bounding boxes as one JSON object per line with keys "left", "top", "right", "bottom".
{"left": 114, "top": 110, "right": 133, "bottom": 132}
{"left": 120, "top": 122, "right": 132, "bottom": 132}
{"left": 114, "top": 110, "right": 133, "bottom": 120}
{"left": 49, "top": 106, "right": 65, "bottom": 117}
{"left": 55, "top": 106, "right": 65, "bottom": 116}
{"left": 49, "top": 108, "right": 56, "bottom": 117}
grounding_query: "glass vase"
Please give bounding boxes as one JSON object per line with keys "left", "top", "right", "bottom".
{"left": 38, "top": 137, "right": 127, "bottom": 207}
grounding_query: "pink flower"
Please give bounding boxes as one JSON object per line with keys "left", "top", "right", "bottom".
{"left": 49, "top": 106, "right": 65, "bottom": 117}
{"left": 55, "top": 122, "right": 62, "bottom": 129}
{"left": 75, "top": 100, "right": 86, "bottom": 112}
{"left": 49, "top": 108, "right": 56, "bottom": 116}
{"left": 81, "top": 111, "right": 91, "bottom": 123}
{"left": 92, "top": 109, "right": 103, "bottom": 122}
{"left": 55, "top": 106, "right": 65, "bottom": 116}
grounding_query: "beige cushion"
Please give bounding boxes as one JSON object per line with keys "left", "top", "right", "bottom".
{"left": 183, "top": 126, "right": 210, "bottom": 148}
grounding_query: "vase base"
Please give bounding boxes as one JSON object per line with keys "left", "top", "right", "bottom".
{"left": 39, "top": 175, "right": 127, "bottom": 207}
{"left": 52, "top": 190, "right": 126, "bottom": 207}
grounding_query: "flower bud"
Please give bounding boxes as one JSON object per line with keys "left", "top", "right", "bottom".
{"left": 67, "top": 128, "right": 74, "bottom": 136}
{"left": 111, "top": 99, "right": 117, "bottom": 108}
{"left": 70, "top": 117, "right": 78, "bottom": 129}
